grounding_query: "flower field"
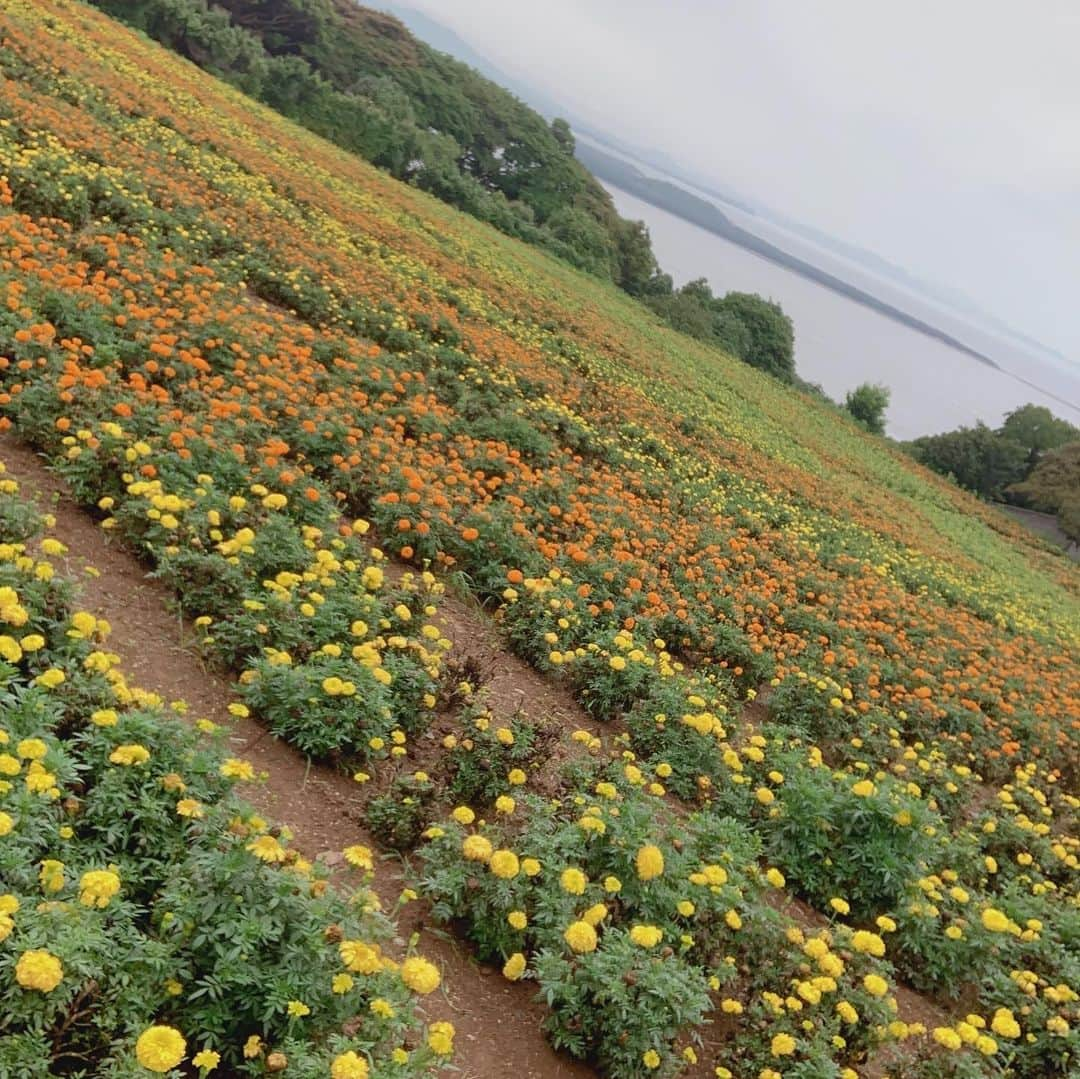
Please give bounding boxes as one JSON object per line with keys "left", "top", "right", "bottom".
{"left": 0, "top": 2, "right": 1077, "bottom": 1077}
{"left": 0, "top": 459, "right": 453, "bottom": 1076}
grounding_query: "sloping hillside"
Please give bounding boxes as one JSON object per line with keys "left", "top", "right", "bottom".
{"left": 0, "top": 3, "right": 1077, "bottom": 1077}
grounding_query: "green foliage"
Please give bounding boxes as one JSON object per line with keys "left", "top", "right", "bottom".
{"left": 999, "top": 404, "right": 1079, "bottom": 469}
{"left": 844, "top": 382, "right": 891, "bottom": 435}
{"left": 905, "top": 422, "right": 1028, "bottom": 500}
{"left": 1008, "top": 440, "right": 1080, "bottom": 541}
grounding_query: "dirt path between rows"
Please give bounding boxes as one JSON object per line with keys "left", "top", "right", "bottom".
{"left": 0, "top": 433, "right": 595, "bottom": 1079}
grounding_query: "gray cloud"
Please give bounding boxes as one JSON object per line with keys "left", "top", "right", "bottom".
{"left": 402, "top": 0, "right": 1080, "bottom": 363}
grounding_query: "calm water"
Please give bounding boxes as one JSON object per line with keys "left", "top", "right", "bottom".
{"left": 603, "top": 183, "right": 1080, "bottom": 440}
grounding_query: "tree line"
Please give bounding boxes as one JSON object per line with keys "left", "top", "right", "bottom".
{"left": 903, "top": 405, "right": 1080, "bottom": 543}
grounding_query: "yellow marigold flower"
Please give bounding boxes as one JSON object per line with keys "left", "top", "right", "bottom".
{"left": 286, "top": 1000, "right": 310, "bottom": 1017}
{"left": 494, "top": 795, "right": 516, "bottom": 815}
{"left": 176, "top": 799, "right": 204, "bottom": 818}
{"left": 677, "top": 900, "right": 696, "bottom": 917}
{"left": 836, "top": 1001, "right": 859, "bottom": 1024}
{"left": 503, "top": 952, "right": 527, "bottom": 980}
{"left": 875, "top": 915, "right": 897, "bottom": 933}
{"left": 15, "top": 949, "right": 63, "bottom": 992}
{"left": 721, "top": 998, "right": 744, "bottom": 1014}
{"left": 829, "top": 897, "right": 850, "bottom": 916}
{"left": 344, "top": 845, "right": 374, "bottom": 870}
{"left": 400, "top": 955, "right": 441, "bottom": 994}
{"left": 35, "top": 668, "right": 65, "bottom": 689}
{"left": 635, "top": 844, "right": 665, "bottom": 881}
{"left": 771, "top": 1033, "right": 797, "bottom": 1056}
{"left": 609, "top": 655, "right": 627, "bottom": 671}
{"left": 109, "top": 744, "right": 150, "bottom": 766}
{"left": 851, "top": 930, "right": 885, "bottom": 957}
{"left": 78, "top": 868, "right": 121, "bottom": 908}
{"left": 642, "top": 1049, "right": 661, "bottom": 1069}
{"left": 192, "top": 1048, "right": 220, "bottom": 1071}
{"left": 508, "top": 910, "right": 528, "bottom": 930}
{"left": 427, "top": 1021, "right": 455, "bottom": 1056}
{"left": 39, "top": 859, "right": 64, "bottom": 893}
{"left": 522, "top": 857, "right": 541, "bottom": 876}
{"left": 332, "top": 973, "right": 354, "bottom": 994}
{"left": 932, "top": 1027, "right": 963, "bottom": 1050}
{"left": 863, "top": 973, "right": 889, "bottom": 998}
{"left": 755, "top": 786, "right": 775, "bottom": 805}
{"left": 462, "top": 835, "right": 493, "bottom": 863}
{"left": 451, "top": 805, "right": 475, "bottom": 825}
{"left": 629, "top": 924, "right": 663, "bottom": 948}
{"left": 583, "top": 903, "right": 608, "bottom": 927}
{"left": 603, "top": 875, "right": 622, "bottom": 893}
{"left": 560, "top": 867, "right": 587, "bottom": 895}
{"left": 0, "top": 811, "right": 12, "bottom": 837}
{"left": 331, "top": 1050, "right": 369, "bottom": 1079}
{"left": 851, "top": 779, "right": 875, "bottom": 797}
{"left": 489, "top": 849, "right": 520, "bottom": 879}
{"left": 564, "top": 920, "right": 598, "bottom": 953}
{"left": 981, "top": 908, "right": 1010, "bottom": 933}
{"left": 220, "top": 758, "right": 254, "bottom": 780}
{"left": 243, "top": 1034, "right": 263, "bottom": 1058}
{"left": 724, "top": 909, "right": 742, "bottom": 930}
{"left": 369, "top": 997, "right": 395, "bottom": 1018}
{"left": 339, "top": 940, "right": 382, "bottom": 974}
{"left": 507, "top": 768, "right": 527, "bottom": 785}
{"left": 765, "top": 867, "right": 786, "bottom": 888}
{"left": 246, "top": 835, "right": 286, "bottom": 862}
{"left": 991, "top": 1009, "right": 1021, "bottom": 1039}
{"left": 135, "top": 1025, "right": 186, "bottom": 1072}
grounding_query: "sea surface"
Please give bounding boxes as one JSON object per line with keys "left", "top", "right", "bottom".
{"left": 600, "top": 181, "right": 1080, "bottom": 440}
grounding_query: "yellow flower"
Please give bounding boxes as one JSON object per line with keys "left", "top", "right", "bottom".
{"left": 35, "top": 668, "right": 66, "bottom": 689}
{"left": 522, "top": 857, "right": 541, "bottom": 876}
{"left": 17, "top": 738, "right": 47, "bottom": 760}
{"left": 765, "top": 867, "right": 786, "bottom": 888}
{"left": 863, "top": 973, "right": 889, "bottom": 998}
{"left": 109, "top": 744, "right": 150, "bottom": 766}
{"left": 583, "top": 903, "right": 608, "bottom": 926}
{"left": 829, "top": 897, "right": 850, "bottom": 916}
{"left": 135, "top": 1025, "right": 187, "bottom": 1072}
{"left": 508, "top": 910, "right": 528, "bottom": 930}
{"left": 489, "top": 850, "right": 520, "bottom": 879}
{"left": 507, "top": 768, "right": 527, "bottom": 785}
{"left": 836, "top": 1001, "right": 859, "bottom": 1024}
{"left": 771, "top": 1033, "right": 797, "bottom": 1056}
{"left": 725, "top": 909, "right": 742, "bottom": 930}
{"left": 427, "top": 1021, "right": 455, "bottom": 1056}
{"left": 370, "top": 997, "right": 395, "bottom": 1018}
{"left": 286, "top": 999, "right": 310, "bottom": 1017}
{"left": 495, "top": 795, "right": 516, "bottom": 814}
{"left": 642, "top": 1049, "right": 661, "bottom": 1069}
{"left": 192, "top": 1048, "right": 220, "bottom": 1071}
{"left": 176, "top": 799, "right": 204, "bottom": 818}
{"left": 0, "top": 811, "right": 12, "bottom": 836}
{"left": 629, "top": 924, "right": 663, "bottom": 948}
{"left": 851, "top": 930, "right": 885, "bottom": 957}
{"left": 564, "top": 920, "right": 598, "bottom": 953}
{"left": 755, "top": 786, "right": 775, "bottom": 805}
{"left": 78, "top": 868, "right": 121, "bottom": 908}
{"left": 981, "top": 908, "right": 1010, "bottom": 933}
{"left": 39, "top": 859, "right": 64, "bottom": 893}
{"left": 451, "top": 805, "right": 475, "bottom": 825}
{"left": 503, "top": 952, "right": 527, "bottom": 980}
{"left": 400, "top": 955, "right": 441, "bottom": 994}
{"left": 340, "top": 940, "right": 383, "bottom": 973}
{"left": 603, "top": 875, "right": 622, "bottom": 893}
{"left": 932, "top": 1027, "right": 963, "bottom": 1050}
{"left": 15, "top": 949, "right": 63, "bottom": 992}
{"left": 243, "top": 1034, "right": 263, "bottom": 1058}
{"left": 247, "top": 835, "right": 286, "bottom": 862}
{"left": 343, "top": 845, "right": 374, "bottom": 870}
{"left": 560, "top": 867, "right": 587, "bottom": 895}
{"left": 331, "top": 1050, "right": 369, "bottom": 1079}
{"left": 332, "top": 973, "right": 355, "bottom": 994}
{"left": 635, "top": 844, "right": 664, "bottom": 881}
{"left": 851, "top": 779, "right": 875, "bottom": 797}
{"left": 990, "top": 1008, "right": 1020, "bottom": 1039}
{"left": 220, "top": 758, "right": 255, "bottom": 780}
{"left": 462, "top": 835, "right": 493, "bottom": 863}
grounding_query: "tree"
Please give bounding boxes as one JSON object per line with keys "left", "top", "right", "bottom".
{"left": 1008, "top": 441, "right": 1080, "bottom": 541}
{"left": 844, "top": 382, "right": 891, "bottom": 435}
{"left": 612, "top": 219, "right": 657, "bottom": 296}
{"left": 550, "top": 117, "right": 575, "bottom": 154}
{"left": 543, "top": 206, "right": 616, "bottom": 280}
{"left": 999, "top": 404, "right": 1079, "bottom": 469}
{"left": 714, "top": 292, "right": 795, "bottom": 382}
{"left": 905, "top": 423, "right": 1027, "bottom": 500}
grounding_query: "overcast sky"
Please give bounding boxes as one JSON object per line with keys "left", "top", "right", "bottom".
{"left": 402, "top": 0, "right": 1080, "bottom": 367}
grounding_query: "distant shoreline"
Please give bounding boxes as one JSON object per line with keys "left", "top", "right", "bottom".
{"left": 576, "top": 141, "right": 1000, "bottom": 370}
